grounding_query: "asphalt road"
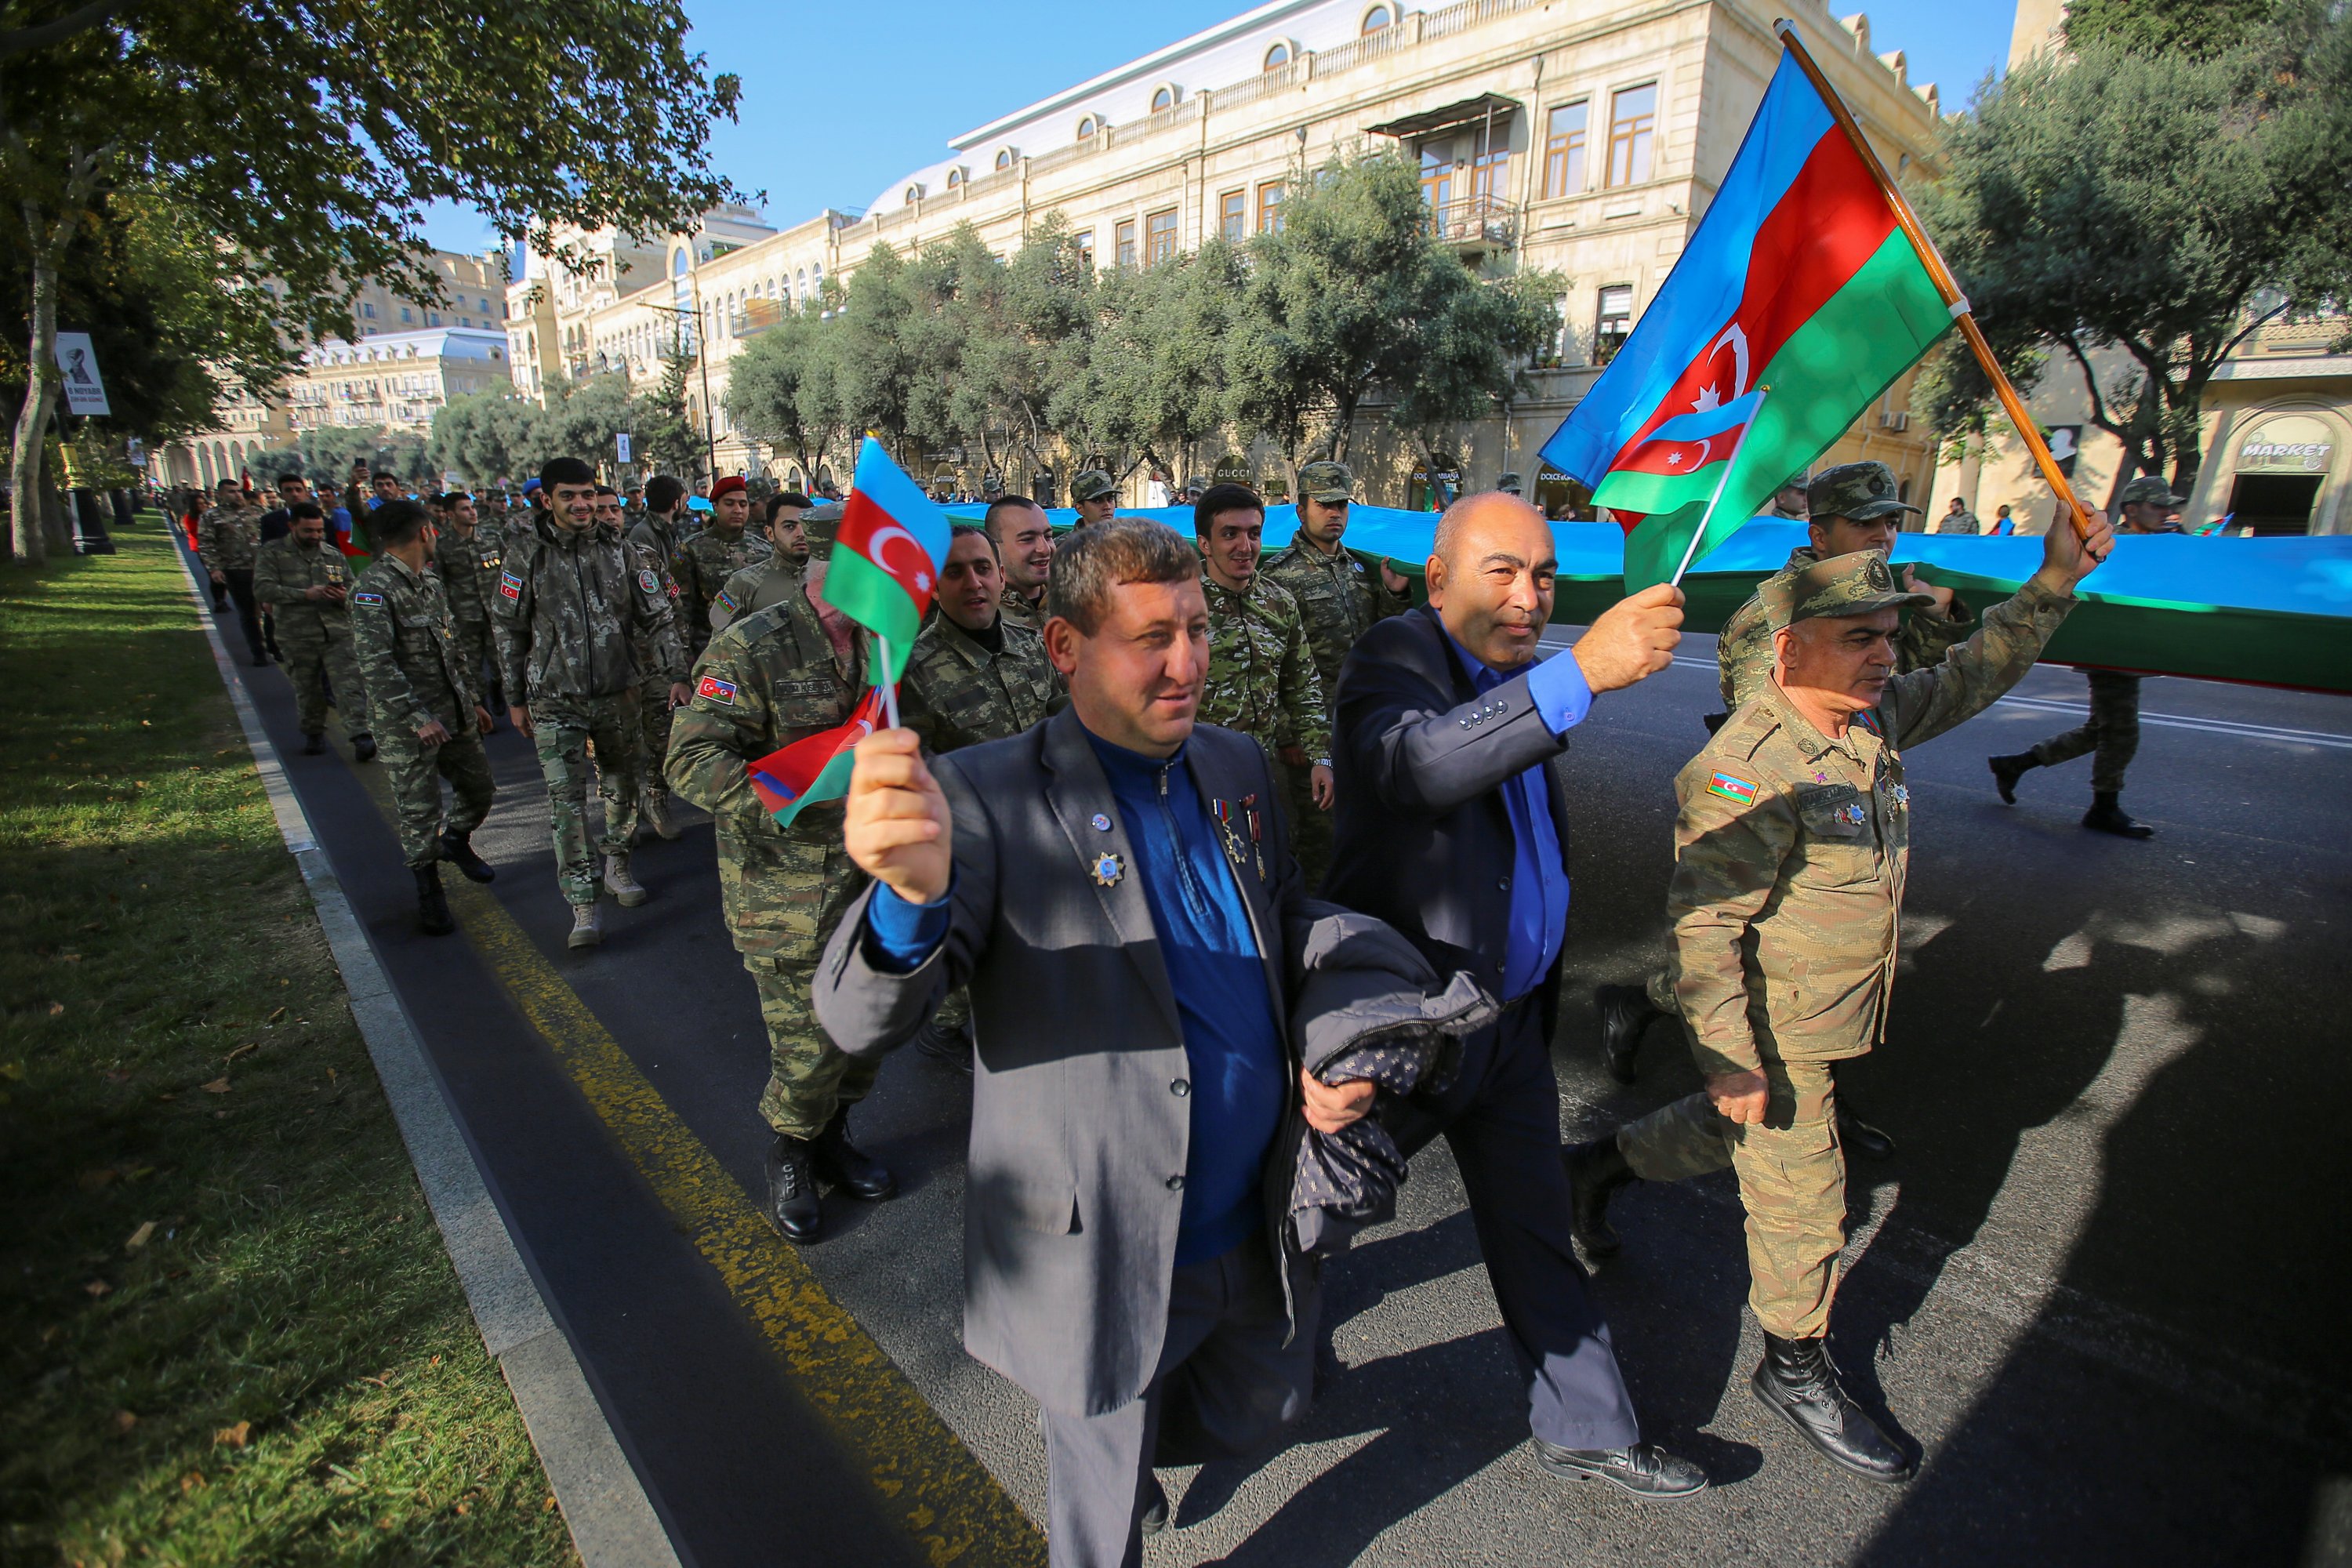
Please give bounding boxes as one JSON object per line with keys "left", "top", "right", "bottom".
{"left": 201, "top": 554, "right": 2352, "bottom": 1567}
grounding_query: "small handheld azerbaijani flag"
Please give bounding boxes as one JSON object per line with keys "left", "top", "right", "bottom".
{"left": 1591, "top": 389, "right": 1765, "bottom": 583}
{"left": 826, "top": 436, "right": 953, "bottom": 684}
{"left": 746, "top": 684, "right": 890, "bottom": 829}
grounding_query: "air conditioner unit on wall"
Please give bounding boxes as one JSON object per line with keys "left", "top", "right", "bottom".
{"left": 1878, "top": 410, "right": 1910, "bottom": 431}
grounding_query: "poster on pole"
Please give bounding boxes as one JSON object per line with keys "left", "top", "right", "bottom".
{"left": 615, "top": 432, "right": 633, "bottom": 464}
{"left": 53, "top": 332, "right": 111, "bottom": 416}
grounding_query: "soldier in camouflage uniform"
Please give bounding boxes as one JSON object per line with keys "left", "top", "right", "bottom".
{"left": 432, "top": 489, "right": 505, "bottom": 712}
{"left": 1595, "top": 462, "right": 1974, "bottom": 1122}
{"left": 1069, "top": 467, "right": 1120, "bottom": 528}
{"left": 350, "top": 499, "right": 499, "bottom": 935}
{"left": 664, "top": 531, "right": 895, "bottom": 1243}
{"left": 710, "top": 495, "right": 816, "bottom": 635}
{"left": 591, "top": 485, "right": 689, "bottom": 844}
{"left": 673, "top": 474, "right": 771, "bottom": 660}
{"left": 252, "top": 503, "right": 376, "bottom": 760}
{"left": 1259, "top": 459, "right": 1410, "bottom": 886}
{"left": 898, "top": 524, "right": 1068, "bottom": 1067}
{"left": 1987, "top": 474, "right": 2181, "bottom": 839}
{"left": 493, "top": 458, "right": 688, "bottom": 950}
{"left": 1565, "top": 521, "right": 2112, "bottom": 1484}
{"left": 1191, "top": 481, "right": 1332, "bottom": 837}
{"left": 985, "top": 494, "right": 1055, "bottom": 630}
{"left": 198, "top": 479, "right": 270, "bottom": 665}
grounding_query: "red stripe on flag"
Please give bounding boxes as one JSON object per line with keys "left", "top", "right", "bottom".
{"left": 1605, "top": 128, "right": 1897, "bottom": 470}
{"left": 837, "top": 489, "right": 939, "bottom": 615}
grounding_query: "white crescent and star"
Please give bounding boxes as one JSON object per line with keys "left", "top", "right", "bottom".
{"left": 866, "top": 523, "right": 937, "bottom": 595}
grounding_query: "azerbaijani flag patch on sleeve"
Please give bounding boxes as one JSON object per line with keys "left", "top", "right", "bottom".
{"left": 714, "top": 589, "right": 736, "bottom": 615}
{"left": 350, "top": 590, "right": 384, "bottom": 608}
{"left": 499, "top": 569, "right": 523, "bottom": 601}
{"left": 697, "top": 674, "right": 738, "bottom": 706}
{"left": 1706, "top": 771, "right": 1759, "bottom": 805}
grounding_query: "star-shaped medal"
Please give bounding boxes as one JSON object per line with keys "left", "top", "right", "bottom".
{"left": 1091, "top": 851, "right": 1124, "bottom": 887}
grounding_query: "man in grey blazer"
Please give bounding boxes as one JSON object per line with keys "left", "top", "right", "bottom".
{"left": 815, "top": 520, "right": 1395, "bottom": 1567}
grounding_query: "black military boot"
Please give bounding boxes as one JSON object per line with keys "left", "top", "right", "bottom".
{"left": 765, "top": 1134, "right": 822, "bottom": 1242}
{"left": 2082, "top": 792, "right": 2154, "bottom": 838}
{"left": 811, "top": 1108, "right": 896, "bottom": 1201}
{"left": 914, "top": 1017, "right": 975, "bottom": 1074}
{"left": 1751, "top": 1332, "right": 1915, "bottom": 1483}
{"left": 440, "top": 829, "right": 495, "bottom": 884}
{"left": 301, "top": 733, "right": 325, "bottom": 756}
{"left": 1562, "top": 1135, "right": 1637, "bottom": 1259}
{"left": 1987, "top": 751, "right": 2038, "bottom": 804}
{"left": 1593, "top": 983, "right": 1662, "bottom": 1084}
{"left": 1838, "top": 1101, "right": 1897, "bottom": 1163}
{"left": 413, "top": 866, "right": 456, "bottom": 937}
{"left": 350, "top": 732, "right": 377, "bottom": 764}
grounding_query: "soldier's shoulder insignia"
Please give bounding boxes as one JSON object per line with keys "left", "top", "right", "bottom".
{"left": 1706, "top": 771, "right": 1759, "bottom": 805}
{"left": 350, "top": 590, "right": 385, "bottom": 608}
{"left": 637, "top": 568, "right": 659, "bottom": 593}
{"left": 499, "top": 569, "right": 523, "bottom": 600}
{"left": 715, "top": 590, "right": 737, "bottom": 615}
{"left": 696, "top": 674, "right": 738, "bottom": 705}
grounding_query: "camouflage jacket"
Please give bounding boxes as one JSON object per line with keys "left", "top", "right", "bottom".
{"left": 900, "top": 615, "right": 1066, "bottom": 755}
{"left": 198, "top": 505, "right": 262, "bottom": 573}
{"left": 1717, "top": 546, "right": 1973, "bottom": 710}
{"left": 674, "top": 526, "right": 772, "bottom": 655}
{"left": 492, "top": 517, "right": 684, "bottom": 705}
{"left": 249, "top": 536, "right": 354, "bottom": 638}
{"left": 1197, "top": 568, "right": 1330, "bottom": 760}
{"left": 350, "top": 550, "right": 477, "bottom": 730}
{"left": 626, "top": 514, "right": 687, "bottom": 579}
{"left": 1669, "top": 578, "right": 2074, "bottom": 1076}
{"left": 665, "top": 594, "right": 866, "bottom": 848}
{"left": 997, "top": 586, "right": 1048, "bottom": 633}
{"left": 432, "top": 523, "right": 505, "bottom": 626}
{"left": 1260, "top": 538, "right": 1406, "bottom": 702}
{"left": 710, "top": 556, "right": 802, "bottom": 635}
{"left": 628, "top": 538, "right": 687, "bottom": 681}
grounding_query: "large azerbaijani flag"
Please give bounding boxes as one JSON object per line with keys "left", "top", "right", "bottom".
{"left": 1541, "top": 47, "right": 1955, "bottom": 591}
{"left": 744, "top": 683, "right": 891, "bottom": 829}
{"left": 826, "top": 436, "right": 953, "bottom": 683}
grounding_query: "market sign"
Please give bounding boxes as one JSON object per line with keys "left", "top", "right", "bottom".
{"left": 2238, "top": 414, "right": 2333, "bottom": 473}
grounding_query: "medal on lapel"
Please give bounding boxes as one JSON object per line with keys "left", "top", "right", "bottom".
{"left": 1091, "top": 851, "right": 1125, "bottom": 887}
{"left": 1210, "top": 798, "right": 1250, "bottom": 873}
{"left": 1243, "top": 794, "right": 1266, "bottom": 884}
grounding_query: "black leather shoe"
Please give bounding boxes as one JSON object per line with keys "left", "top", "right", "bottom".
{"left": 1751, "top": 1333, "right": 1914, "bottom": 1483}
{"left": 440, "top": 829, "right": 496, "bottom": 884}
{"left": 1563, "top": 1136, "right": 1635, "bottom": 1259}
{"left": 1138, "top": 1475, "right": 1168, "bottom": 1536}
{"left": 1594, "top": 983, "right": 1661, "bottom": 1085}
{"left": 811, "top": 1109, "right": 895, "bottom": 1201}
{"left": 1838, "top": 1103, "right": 1896, "bottom": 1163}
{"left": 765, "top": 1134, "right": 822, "bottom": 1242}
{"left": 1987, "top": 752, "right": 2036, "bottom": 804}
{"left": 2082, "top": 792, "right": 2154, "bottom": 838}
{"left": 413, "top": 866, "right": 456, "bottom": 937}
{"left": 301, "top": 733, "right": 325, "bottom": 756}
{"left": 914, "top": 1018, "right": 974, "bottom": 1073}
{"left": 1532, "top": 1437, "right": 1708, "bottom": 1499}
{"left": 350, "top": 733, "right": 377, "bottom": 764}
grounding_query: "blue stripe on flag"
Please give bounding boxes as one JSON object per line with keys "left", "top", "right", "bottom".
{"left": 850, "top": 437, "right": 951, "bottom": 573}
{"left": 1642, "top": 389, "right": 1766, "bottom": 446}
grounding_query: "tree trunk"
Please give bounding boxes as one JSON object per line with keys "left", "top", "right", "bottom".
{"left": 10, "top": 238, "right": 59, "bottom": 565}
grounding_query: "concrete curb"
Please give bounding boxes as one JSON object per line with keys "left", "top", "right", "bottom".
{"left": 169, "top": 538, "right": 684, "bottom": 1568}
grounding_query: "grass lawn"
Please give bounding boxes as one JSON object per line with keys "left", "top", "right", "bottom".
{"left": 0, "top": 515, "right": 574, "bottom": 1566}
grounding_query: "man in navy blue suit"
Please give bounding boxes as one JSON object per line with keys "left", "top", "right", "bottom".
{"left": 1324, "top": 491, "right": 1705, "bottom": 1497}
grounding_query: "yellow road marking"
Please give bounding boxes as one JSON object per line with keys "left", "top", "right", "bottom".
{"left": 342, "top": 757, "right": 1044, "bottom": 1566}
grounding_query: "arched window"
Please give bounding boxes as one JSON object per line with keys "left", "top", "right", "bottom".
{"left": 1362, "top": 4, "right": 1393, "bottom": 32}
{"left": 1263, "top": 41, "right": 1290, "bottom": 70}
{"left": 903, "top": 183, "right": 922, "bottom": 205}
{"left": 672, "top": 248, "right": 689, "bottom": 277}
{"left": 946, "top": 167, "right": 965, "bottom": 187}
{"left": 1150, "top": 85, "right": 1175, "bottom": 112}
{"left": 995, "top": 147, "right": 1014, "bottom": 170}
{"left": 1076, "top": 114, "right": 1098, "bottom": 140}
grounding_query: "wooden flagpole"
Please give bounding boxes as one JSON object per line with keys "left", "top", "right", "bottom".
{"left": 1773, "top": 17, "right": 2094, "bottom": 543}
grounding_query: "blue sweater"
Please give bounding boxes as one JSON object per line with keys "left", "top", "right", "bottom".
{"left": 867, "top": 724, "right": 1287, "bottom": 1265}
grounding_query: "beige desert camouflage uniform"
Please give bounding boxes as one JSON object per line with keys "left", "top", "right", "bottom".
{"left": 492, "top": 517, "right": 684, "bottom": 906}
{"left": 1616, "top": 574, "right": 2074, "bottom": 1338}
{"left": 664, "top": 595, "right": 873, "bottom": 1140}
{"left": 350, "top": 552, "right": 495, "bottom": 867}
{"left": 251, "top": 534, "right": 368, "bottom": 739}
{"left": 1259, "top": 536, "right": 1403, "bottom": 882}
{"left": 674, "top": 524, "right": 771, "bottom": 659}
{"left": 433, "top": 520, "right": 506, "bottom": 700}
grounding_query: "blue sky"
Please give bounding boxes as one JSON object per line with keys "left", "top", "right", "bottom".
{"left": 420, "top": 0, "right": 2017, "bottom": 254}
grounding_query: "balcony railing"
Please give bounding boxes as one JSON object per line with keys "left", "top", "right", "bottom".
{"left": 1426, "top": 194, "right": 1517, "bottom": 248}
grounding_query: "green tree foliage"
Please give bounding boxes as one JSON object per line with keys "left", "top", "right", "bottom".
{"left": 535, "top": 374, "right": 642, "bottom": 477}
{"left": 1, "top": 0, "right": 739, "bottom": 564}
{"left": 633, "top": 347, "right": 701, "bottom": 480}
{"left": 723, "top": 307, "right": 850, "bottom": 485}
{"left": 832, "top": 245, "right": 922, "bottom": 453}
{"left": 1914, "top": 5, "right": 2352, "bottom": 495}
{"left": 428, "top": 390, "right": 543, "bottom": 487}
{"left": 2063, "top": 0, "right": 2280, "bottom": 58}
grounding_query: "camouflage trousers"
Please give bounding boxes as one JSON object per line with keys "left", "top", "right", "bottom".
{"left": 717, "top": 823, "right": 876, "bottom": 1139}
{"left": 2030, "top": 670, "right": 2143, "bottom": 793}
{"left": 376, "top": 715, "right": 495, "bottom": 868}
{"left": 451, "top": 615, "right": 499, "bottom": 705}
{"left": 1279, "top": 757, "right": 1334, "bottom": 894}
{"left": 280, "top": 621, "right": 369, "bottom": 739}
{"left": 636, "top": 670, "right": 675, "bottom": 800}
{"left": 528, "top": 691, "right": 641, "bottom": 906}
{"left": 1614, "top": 1058, "right": 1846, "bottom": 1338}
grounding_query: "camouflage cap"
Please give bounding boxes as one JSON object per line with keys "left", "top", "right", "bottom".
{"left": 1761, "top": 549, "right": 1934, "bottom": 632}
{"left": 1070, "top": 469, "right": 1117, "bottom": 503}
{"left": 799, "top": 500, "right": 844, "bottom": 561}
{"left": 1298, "top": 460, "right": 1355, "bottom": 503}
{"left": 1496, "top": 471, "right": 1524, "bottom": 495}
{"left": 1808, "top": 461, "right": 1921, "bottom": 523}
{"left": 2118, "top": 475, "right": 2182, "bottom": 509}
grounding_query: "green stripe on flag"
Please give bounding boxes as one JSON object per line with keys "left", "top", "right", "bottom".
{"left": 1622, "top": 230, "right": 1951, "bottom": 591}
{"left": 1592, "top": 458, "right": 1734, "bottom": 517}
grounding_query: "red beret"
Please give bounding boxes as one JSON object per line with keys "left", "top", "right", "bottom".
{"left": 710, "top": 475, "right": 748, "bottom": 501}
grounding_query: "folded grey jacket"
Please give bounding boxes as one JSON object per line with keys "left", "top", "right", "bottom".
{"left": 1286, "top": 913, "right": 1501, "bottom": 1258}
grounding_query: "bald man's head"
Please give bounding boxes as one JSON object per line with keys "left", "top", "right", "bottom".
{"left": 1426, "top": 491, "right": 1557, "bottom": 670}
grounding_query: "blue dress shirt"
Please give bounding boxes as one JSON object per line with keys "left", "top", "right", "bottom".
{"left": 1441, "top": 630, "right": 1592, "bottom": 1000}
